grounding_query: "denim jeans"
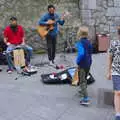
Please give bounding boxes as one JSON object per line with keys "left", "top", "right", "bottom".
{"left": 6, "top": 44, "right": 33, "bottom": 70}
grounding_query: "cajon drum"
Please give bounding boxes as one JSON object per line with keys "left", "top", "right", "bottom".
{"left": 13, "top": 49, "right": 25, "bottom": 67}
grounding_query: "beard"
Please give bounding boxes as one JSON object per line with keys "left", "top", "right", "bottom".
{"left": 10, "top": 24, "right": 18, "bottom": 32}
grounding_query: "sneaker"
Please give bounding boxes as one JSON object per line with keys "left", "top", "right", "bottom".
{"left": 52, "top": 60, "right": 55, "bottom": 64}
{"left": 80, "top": 97, "right": 90, "bottom": 105}
{"left": 7, "top": 69, "right": 13, "bottom": 74}
{"left": 115, "top": 116, "right": 120, "bottom": 120}
{"left": 49, "top": 61, "right": 53, "bottom": 66}
{"left": 27, "top": 65, "right": 37, "bottom": 69}
{"left": 24, "top": 66, "right": 37, "bottom": 73}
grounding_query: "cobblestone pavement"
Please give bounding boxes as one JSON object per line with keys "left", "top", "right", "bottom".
{"left": 0, "top": 53, "right": 114, "bottom": 120}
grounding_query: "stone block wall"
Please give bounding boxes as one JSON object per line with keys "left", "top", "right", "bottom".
{"left": 80, "top": 0, "right": 120, "bottom": 41}
{"left": 1, "top": 0, "right": 120, "bottom": 50}
{"left": 0, "top": 0, "right": 81, "bottom": 51}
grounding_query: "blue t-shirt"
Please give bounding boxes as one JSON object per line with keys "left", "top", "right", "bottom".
{"left": 38, "top": 13, "right": 65, "bottom": 36}
{"left": 75, "top": 38, "right": 92, "bottom": 68}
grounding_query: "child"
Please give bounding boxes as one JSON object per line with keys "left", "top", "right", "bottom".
{"left": 75, "top": 26, "right": 92, "bottom": 105}
{"left": 107, "top": 27, "right": 120, "bottom": 120}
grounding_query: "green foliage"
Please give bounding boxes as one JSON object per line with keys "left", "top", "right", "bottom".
{"left": 34, "top": 49, "right": 46, "bottom": 54}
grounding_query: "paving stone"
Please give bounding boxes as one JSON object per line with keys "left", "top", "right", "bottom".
{"left": 0, "top": 53, "right": 114, "bottom": 120}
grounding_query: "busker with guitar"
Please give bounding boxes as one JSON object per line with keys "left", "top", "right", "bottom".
{"left": 38, "top": 5, "right": 65, "bottom": 65}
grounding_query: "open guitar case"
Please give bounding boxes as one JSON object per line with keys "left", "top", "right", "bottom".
{"left": 41, "top": 67, "right": 95, "bottom": 85}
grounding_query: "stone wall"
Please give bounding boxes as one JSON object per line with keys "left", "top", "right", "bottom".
{"left": 0, "top": 0, "right": 80, "bottom": 27}
{"left": 80, "top": 0, "right": 120, "bottom": 41}
{"left": 0, "top": 0, "right": 80, "bottom": 51}
{"left": 1, "top": 0, "right": 120, "bottom": 51}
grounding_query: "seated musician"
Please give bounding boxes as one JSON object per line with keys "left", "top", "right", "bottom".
{"left": 3, "top": 17, "right": 33, "bottom": 73}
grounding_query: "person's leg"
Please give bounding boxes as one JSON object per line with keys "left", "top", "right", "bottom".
{"left": 25, "top": 45, "right": 33, "bottom": 58}
{"left": 51, "top": 36, "right": 57, "bottom": 63}
{"left": 22, "top": 45, "right": 33, "bottom": 66}
{"left": 85, "top": 68, "right": 90, "bottom": 78}
{"left": 114, "top": 91, "right": 120, "bottom": 120}
{"left": 46, "top": 35, "right": 52, "bottom": 62}
{"left": 78, "top": 68, "right": 88, "bottom": 99}
{"left": 6, "top": 52, "right": 14, "bottom": 70}
{"left": 112, "top": 75, "right": 120, "bottom": 120}
{"left": 6, "top": 45, "right": 15, "bottom": 69}
{"left": 114, "top": 91, "right": 120, "bottom": 113}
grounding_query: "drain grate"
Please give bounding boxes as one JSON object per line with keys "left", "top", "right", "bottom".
{"left": 97, "top": 88, "right": 114, "bottom": 108}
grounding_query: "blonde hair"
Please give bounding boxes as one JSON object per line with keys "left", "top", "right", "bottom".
{"left": 77, "top": 26, "right": 89, "bottom": 38}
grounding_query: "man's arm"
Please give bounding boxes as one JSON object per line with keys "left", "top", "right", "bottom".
{"left": 55, "top": 14, "right": 65, "bottom": 26}
{"left": 108, "top": 54, "right": 112, "bottom": 72}
{"left": 3, "top": 29, "right": 10, "bottom": 45}
{"left": 58, "top": 19, "right": 65, "bottom": 26}
{"left": 21, "top": 37, "right": 25, "bottom": 45}
{"left": 57, "top": 15, "right": 65, "bottom": 25}
{"left": 107, "top": 53, "right": 112, "bottom": 80}
{"left": 38, "top": 14, "right": 48, "bottom": 25}
{"left": 107, "top": 41, "right": 114, "bottom": 80}
{"left": 4, "top": 37, "right": 7, "bottom": 44}
{"left": 4, "top": 37, "right": 11, "bottom": 46}
{"left": 20, "top": 26, "right": 25, "bottom": 45}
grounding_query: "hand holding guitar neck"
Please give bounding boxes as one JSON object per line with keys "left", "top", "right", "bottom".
{"left": 61, "top": 11, "right": 71, "bottom": 20}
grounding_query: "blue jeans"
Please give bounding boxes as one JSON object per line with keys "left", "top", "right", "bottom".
{"left": 6, "top": 44, "right": 33, "bottom": 70}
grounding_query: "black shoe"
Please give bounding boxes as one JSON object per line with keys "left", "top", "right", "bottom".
{"left": 52, "top": 60, "right": 54, "bottom": 64}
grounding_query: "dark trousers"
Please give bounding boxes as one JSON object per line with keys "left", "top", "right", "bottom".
{"left": 46, "top": 34, "right": 57, "bottom": 61}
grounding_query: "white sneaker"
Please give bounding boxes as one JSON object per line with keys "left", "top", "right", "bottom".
{"left": 49, "top": 61, "right": 53, "bottom": 66}
{"left": 52, "top": 60, "right": 55, "bottom": 64}
{"left": 24, "top": 67, "right": 37, "bottom": 73}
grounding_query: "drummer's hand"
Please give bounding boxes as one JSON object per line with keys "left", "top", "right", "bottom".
{"left": 6, "top": 42, "right": 11, "bottom": 46}
{"left": 21, "top": 42, "right": 25, "bottom": 45}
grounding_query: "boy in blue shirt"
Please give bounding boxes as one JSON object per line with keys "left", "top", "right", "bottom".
{"left": 75, "top": 26, "right": 92, "bottom": 105}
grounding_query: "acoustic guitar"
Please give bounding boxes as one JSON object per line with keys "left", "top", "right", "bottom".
{"left": 37, "top": 20, "right": 55, "bottom": 39}
{"left": 37, "top": 11, "right": 71, "bottom": 39}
